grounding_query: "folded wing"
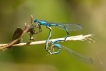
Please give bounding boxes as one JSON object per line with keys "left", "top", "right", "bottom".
{"left": 61, "top": 46, "right": 93, "bottom": 64}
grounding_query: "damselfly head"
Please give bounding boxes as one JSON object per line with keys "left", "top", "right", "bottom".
{"left": 34, "top": 19, "right": 39, "bottom": 27}
{"left": 34, "top": 19, "right": 38, "bottom": 23}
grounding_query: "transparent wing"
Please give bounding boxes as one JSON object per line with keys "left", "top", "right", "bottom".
{"left": 47, "top": 21, "right": 82, "bottom": 31}
{"left": 61, "top": 46, "right": 93, "bottom": 64}
{"left": 56, "top": 24, "right": 83, "bottom": 31}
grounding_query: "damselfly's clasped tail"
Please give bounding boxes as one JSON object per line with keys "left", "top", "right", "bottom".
{"left": 48, "top": 40, "right": 93, "bottom": 64}
{"left": 33, "top": 19, "right": 82, "bottom": 54}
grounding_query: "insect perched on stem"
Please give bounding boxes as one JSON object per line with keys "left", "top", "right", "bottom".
{"left": 34, "top": 19, "right": 82, "bottom": 54}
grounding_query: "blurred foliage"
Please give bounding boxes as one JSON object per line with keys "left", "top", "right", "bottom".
{"left": 0, "top": 0, "right": 106, "bottom": 71}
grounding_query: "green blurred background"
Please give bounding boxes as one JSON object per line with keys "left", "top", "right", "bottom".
{"left": 0, "top": 0, "right": 106, "bottom": 71}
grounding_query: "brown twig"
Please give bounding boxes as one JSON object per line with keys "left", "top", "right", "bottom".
{"left": 0, "top": 34, "right": 95, "bottom": 49}
{"left": 0, "top": 15, "right": 33, "bottom": 49}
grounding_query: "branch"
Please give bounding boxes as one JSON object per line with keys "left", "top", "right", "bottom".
{"left": 0, "top": 34, "right": 95, "bottom": 49}
{"left": 0, "top": 15, "right": 34, "bottom": 49}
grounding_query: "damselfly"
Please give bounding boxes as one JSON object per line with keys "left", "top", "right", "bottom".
{"left": 34, "top": 19, "right": 82, "bottom": 54}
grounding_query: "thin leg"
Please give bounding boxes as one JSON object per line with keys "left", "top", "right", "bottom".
{"left": 35, "top": 24, "right": 42, "bottom": 34}
{"left": 45, "top": 26, "right": 52, "bottom": 54}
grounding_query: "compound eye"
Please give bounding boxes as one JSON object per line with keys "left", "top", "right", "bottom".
{"left": 34, "top": 19, "right": 38, "bottom": 23}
